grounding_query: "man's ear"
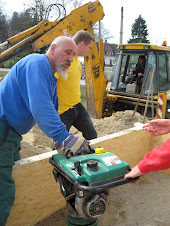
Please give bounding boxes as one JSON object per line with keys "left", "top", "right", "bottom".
{"left": 50, "top": 44, "right": 57, "bottom": 55}
{"left": 80, "top": 41, "right": 85, "bottom": 47}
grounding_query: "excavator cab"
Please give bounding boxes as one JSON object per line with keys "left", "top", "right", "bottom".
{"left": 111, "top": 53, "right": 147, "bottom": 93}
{"left": 102, "top": 43, "right": 170, "bottom": 117}
{"left": 110, "top": 44, "right": 170, "bottom": 95}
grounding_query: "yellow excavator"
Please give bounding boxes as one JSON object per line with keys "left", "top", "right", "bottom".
{"left": 1, "top": 0, "right": 170, "bottom": 119}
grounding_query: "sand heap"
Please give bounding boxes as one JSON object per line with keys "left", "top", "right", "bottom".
{"left": 21, "top": 110, "right": 147, "bottom": 159}
{"left": 71, "top": 110, "right": 146, "bottom": 137}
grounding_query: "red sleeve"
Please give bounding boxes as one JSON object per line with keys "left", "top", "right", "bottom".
{"left": 138, "top": 138, "right": 170, "bottom": 173}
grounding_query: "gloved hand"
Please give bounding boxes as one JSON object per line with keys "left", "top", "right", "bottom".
{"left": 54, "top": 134, "right": 89, "bottom": 156}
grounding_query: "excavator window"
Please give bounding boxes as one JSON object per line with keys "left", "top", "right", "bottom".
{"left": 158, "top": 53, "right": 168, "bottom": 87}
{"left": 117, "top": 54, "right": 147, "bottom": 93}
{"left": 144, "top": 51, "right": 157, "bottom": 95}
{"left": 168, "top": 53, "right": 170, "bottom": 82}
{"left": 119, "top": 55, "right": 128, "bottom": 82}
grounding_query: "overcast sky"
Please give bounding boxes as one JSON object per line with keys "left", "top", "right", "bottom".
{"left": 3, "top": 0, "right": 170, "bottom": 46}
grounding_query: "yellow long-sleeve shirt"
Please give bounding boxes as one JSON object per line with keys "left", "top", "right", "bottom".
{"left": 56, "top": 56, "right": 82, "bottom": 115}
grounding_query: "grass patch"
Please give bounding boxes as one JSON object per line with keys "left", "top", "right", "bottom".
{"left": 0, "top": 71, "right": 8, "bottom": 77}
{"left": 80, "top": 85, "right": 87, "bottom": 109}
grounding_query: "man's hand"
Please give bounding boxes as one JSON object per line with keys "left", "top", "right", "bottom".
{"left": 124, "top": 165, "right": 144, "bottom": 179}
{"left": 138, "top": 72, "right": 143, "bottom": 77}
{"left": 54, "top": 134, "right": 89, "bottom": 155}
{"left": 143, "top": 119, "right": 170, "bottom": 136}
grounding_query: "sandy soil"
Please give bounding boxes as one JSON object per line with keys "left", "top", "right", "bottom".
{"left": 20, "top": 110, "right": 170, "bottom": 226}
{"left": 20, "top": 110, "right": 145, "bottom": 158}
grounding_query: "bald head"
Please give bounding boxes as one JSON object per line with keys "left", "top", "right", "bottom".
{"left": 51, "top": 36, "right": 75, "bottom": 48}
{"left": 46, "top": 36, "right": 76, "bottom": 74}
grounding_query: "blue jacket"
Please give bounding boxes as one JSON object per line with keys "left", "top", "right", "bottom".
{"left": 0, "top": 53, "right": 69, "bottom": 144}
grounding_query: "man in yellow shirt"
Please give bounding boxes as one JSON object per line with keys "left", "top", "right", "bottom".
{"left": 56, "top": 30, "right": 97, "bottom": 140}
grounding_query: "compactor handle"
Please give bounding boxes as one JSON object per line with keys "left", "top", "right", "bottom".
{"left": 49, "top": 157, "right": 139, "bottom": 192}
{"left": 65, "top": 145, "right": 95, "bottom": 159}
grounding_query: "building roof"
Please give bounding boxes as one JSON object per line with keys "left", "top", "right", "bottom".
{"left": 96, "top": 42, "right": 118, "bottom": 56}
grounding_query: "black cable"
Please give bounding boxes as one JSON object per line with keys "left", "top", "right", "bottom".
{"left": 44, "top": 3, "right": 66, "bottom": 21}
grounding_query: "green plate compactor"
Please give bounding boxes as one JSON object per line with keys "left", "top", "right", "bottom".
{"left": 49, "top": 146, "right": 138, "bottom": 226}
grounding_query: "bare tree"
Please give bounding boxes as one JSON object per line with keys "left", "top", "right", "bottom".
{"left": 93, "top": 21, "right": 113, "bottom": 42}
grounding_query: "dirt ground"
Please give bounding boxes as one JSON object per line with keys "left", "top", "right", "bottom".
{"left": 20, "top": 110, "right": 170, "bottom": 226}
{"left": 33, "top": 172, "right": 170, "bottom": 226}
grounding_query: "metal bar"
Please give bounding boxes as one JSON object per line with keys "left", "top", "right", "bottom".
{"left": 131, "top": 65, "right": 151, "bottom": 119}
{"left": 0, "top": 41, "right": 8, "bottom": 48}
{"left": 143, "top": 67, "right": 156, "bottom": 123}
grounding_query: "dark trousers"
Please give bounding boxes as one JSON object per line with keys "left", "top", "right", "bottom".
{"left": 60, "top": 103, "right": 97, "bottom": 140}
{"left": 0, "top": 118, "right": 22, "bottom": 226}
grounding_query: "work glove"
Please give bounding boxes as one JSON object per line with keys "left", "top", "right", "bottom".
{"left": 54, "top": 134, "right": 89, "bottom": 156}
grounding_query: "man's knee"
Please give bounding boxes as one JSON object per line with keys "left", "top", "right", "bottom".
{"left": 83, "top": 127, "right": 97, "bottom": 140}
{"left": 91, "top": 129, "right": 97, "bottom": 139}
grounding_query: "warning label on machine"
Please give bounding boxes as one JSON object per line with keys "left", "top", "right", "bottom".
{"left": 102, "top": 155, "right": 122, "bottom": 166}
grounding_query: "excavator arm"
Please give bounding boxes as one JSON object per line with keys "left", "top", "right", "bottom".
{"left": 85, "top": 27, "right": 107, "bottom": 118}
{"left": 0, "top": 0, "right": 104, "bottom": 63}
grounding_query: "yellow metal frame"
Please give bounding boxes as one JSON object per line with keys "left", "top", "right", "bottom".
{"left": 118, "top": 43, "right": 170, "bottom": 52}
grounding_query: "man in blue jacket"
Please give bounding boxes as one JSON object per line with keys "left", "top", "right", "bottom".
{"left": 0, "top": 36, "right": 89, "bottom": 225}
